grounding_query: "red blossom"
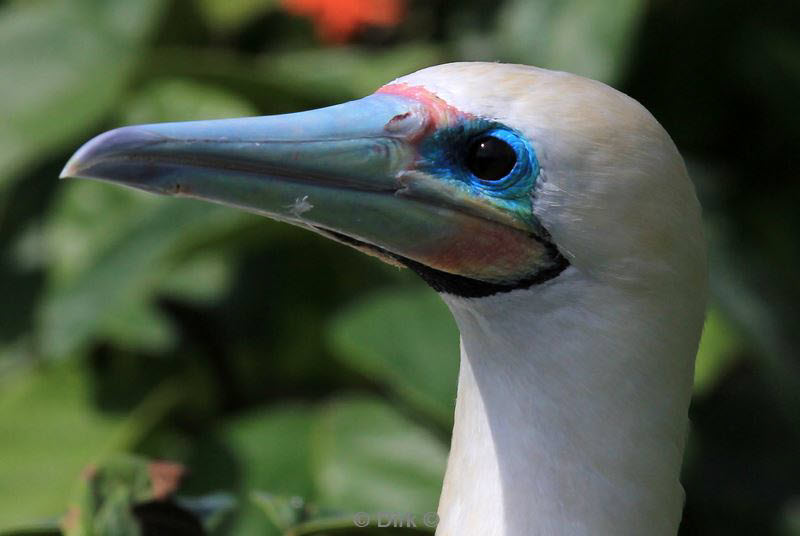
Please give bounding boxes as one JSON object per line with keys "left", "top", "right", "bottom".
{"left": 282, "top": 0, "right": 406, "bottom": 43}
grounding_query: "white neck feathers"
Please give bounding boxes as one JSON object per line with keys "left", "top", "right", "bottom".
{"left": 435, "top": 267, "right": 705, "bottom": 536}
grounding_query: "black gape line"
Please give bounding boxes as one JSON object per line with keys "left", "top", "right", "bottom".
{"left": 399, "top": 246, "right": 569, "bottom": 297}
{"left": 322, "top": 229, "right": 570, "bottom": 299}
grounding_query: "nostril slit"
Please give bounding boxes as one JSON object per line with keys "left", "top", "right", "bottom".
{"left": 385, "top": 112, "right": 412, "bottom": 132}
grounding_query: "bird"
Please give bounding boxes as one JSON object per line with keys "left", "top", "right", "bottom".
{"left": 61, "top": 62, "right": 708, "bottom": 536}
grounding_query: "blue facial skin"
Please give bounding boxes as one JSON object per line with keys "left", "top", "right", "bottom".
{"left": 416, "top": 118, "right": 541, "bottom": 230}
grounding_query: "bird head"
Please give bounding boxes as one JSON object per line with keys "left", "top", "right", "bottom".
{"left": 62, "top": 62, "right": 705, "bottom": 297}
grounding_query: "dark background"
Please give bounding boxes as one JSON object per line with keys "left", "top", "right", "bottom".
{"left": 0, "top": 0, "right": 798, "bottom": 534}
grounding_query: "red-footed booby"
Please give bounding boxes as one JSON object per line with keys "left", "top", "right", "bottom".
{"left": 61, "top": 62, "right": 708, "bottom": 536}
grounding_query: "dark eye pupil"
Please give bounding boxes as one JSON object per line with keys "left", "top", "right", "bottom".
{"left": 466, "top": 136, "right": 517, "bottom": 181}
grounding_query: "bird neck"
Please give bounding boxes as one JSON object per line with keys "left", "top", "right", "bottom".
{"left": 435, "top": 267, "right": 703, "bottom": 536}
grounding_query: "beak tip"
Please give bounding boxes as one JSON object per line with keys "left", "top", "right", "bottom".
{"left": 59, "top": 159, "right": 79, "bottom": 180}
{"left": 58, "top": 125, "right": 157, "bottom": 182}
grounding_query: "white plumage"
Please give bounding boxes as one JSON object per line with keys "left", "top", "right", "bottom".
{"left": 394, "top": 63, "right": 707, "bottom": 536}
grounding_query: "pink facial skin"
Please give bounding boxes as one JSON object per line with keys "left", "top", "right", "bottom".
{"left": 377, "top": 83, "right": 472, "bottom": 141}
{"left": 374, "top": 83, "right": 545, "bottom": 284}
{"left": 427, "top": 212, "right": 547, "bottom": 283}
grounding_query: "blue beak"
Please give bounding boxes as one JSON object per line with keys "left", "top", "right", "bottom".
{"left": 61, "top": 92, "right": 552, "bottom": 284}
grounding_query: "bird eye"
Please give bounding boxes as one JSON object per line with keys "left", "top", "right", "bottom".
{"left": 465, "top": 135, "right": 518, "bottom": 181}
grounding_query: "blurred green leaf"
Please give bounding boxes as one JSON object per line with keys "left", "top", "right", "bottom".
{"left": 121, "top": 79, "right": 257, "bottom": 125}
{"left": 227, "top": 501, "right": 282, "bottom": 536}
{"left": 223, "top": 407, "right": 316, "bottom": 535}
{"left": 63, "top": 454, "right": 209, "bottom": 536}
{"left": 710, "top": 227, "right": 800, "bottom": 427}
{"left": 311, "top": 396, "right": 447, "bottom": 515}
{"left": 327, "top": 288, "right": 458, "bottom": 426}
{"left": 286, "top": 514, "right": 387, "bottom": 536}
{"left": 225, "top": 397, "right": 447, "bottom": 534}
{"left": 0, "top": 0, "right": 163, "bottom": 189}
{"left": 0, "top": 523, "right": 61, "bottom": 536}
{"left": 492, "top": 0, "right": 645, "bottom": 82}
{"left": 64, "top": 455, "right": 152, "bottom": 536}
{"left": 255, "top": 45, "right": 444, "bottom": 102}
{"left": 178, "top": 493, "right": 238, "bottom": 533}
{"left": 0, "top": 358, "right": 185, "bottom": 531}
{"left": 100, "top": 300, "right": 177, "bottom": 355}
{"left": 0, "top": 338, "right": 34, "bottom": 378}
{"left": 225, "top": 406, "right": 316, "bottom": 499}
{"left": 249, "top": 492, "right": 307, "bottom": 533}
{"left": 782, "top": 497, "right": 800, "bottom": 536}
{"left": 159, "top": 252, "right": 235, "bottom": 305}
{"left": 0, "top": 363, "right": 121, "bottom": 529}
{"left": 694, "top": 306, "right": 745, "bottom": 395}
{"left": 141, "top": 44, "right": 443, "bottom": 112}
{"left": 222, "top": 407, "right": 321, "bottom": 536}
{"left": 39, "top": 197, "right": 244, "bottom": 359}
{"left": 40, "top": 181, "right": 166, "bottom": 286}
{"left": 196, "top": 0, "right": 279, "bottom": 32}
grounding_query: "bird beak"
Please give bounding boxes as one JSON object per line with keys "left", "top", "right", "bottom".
{"left": 61, "top": 93, "right": 544, "bottom": 282}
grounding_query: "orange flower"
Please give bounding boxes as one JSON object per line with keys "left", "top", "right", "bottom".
{"left": 282, "top": 0, "right": 406, "bottom": 43}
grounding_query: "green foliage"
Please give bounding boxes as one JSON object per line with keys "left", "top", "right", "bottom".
{"left": 121, "top": 79, "right": 258, "bottom": 125}
{"left": 693, "top": 307, "right": 745, "bottom": 396}
{"left": 195, "top": 0, "right": 279, "bottom": 33}
{"left": 0, "top": 0, "right": 797, "bottom": 535}
{"left": 0, "top": 0, "right": 163, "bottom": 191}
{"left": 0, "top": 362, "right": 179, "bottom": 529}
{"left": 221, "top": 396, "right": 446, "bottom": 534}
{"left": 65, "top": 455, "right": 159, "bottom": 536}
{"left": 459, "top": 0, "right": 645, "bottom": 82}
{"left": 311, "top": 397, "right": 446, "bottom": 514}
{"left": 39, "top": 190, "right": 247, "bottom": 358}
{"left": 327, "top": 289, "right": 459, "bottom": 426}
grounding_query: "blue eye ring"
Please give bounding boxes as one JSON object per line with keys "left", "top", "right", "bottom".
{"left": 464, "top": 128, "right": 538, "bottom": 198}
